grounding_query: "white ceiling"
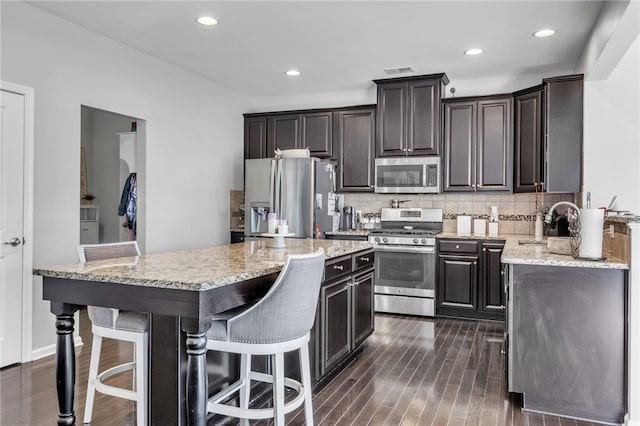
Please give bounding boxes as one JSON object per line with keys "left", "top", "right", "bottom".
{"left": 28, "top": 1, "right": 604, "bottom": 99}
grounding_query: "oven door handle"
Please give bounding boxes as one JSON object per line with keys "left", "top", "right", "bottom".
{"left": 373, "top": 245, "right": 435, "bottom": 254}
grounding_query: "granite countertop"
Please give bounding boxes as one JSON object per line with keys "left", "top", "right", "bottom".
{"left": 33, "top": 239, "right": 374, "bottom": 292}
{"left": 437, "top": 232, "right": 628, "bottom": 269}
{"left": 325, "top": 229, "right": 371, "bottom": 236}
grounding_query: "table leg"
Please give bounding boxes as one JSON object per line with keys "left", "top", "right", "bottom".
{"left": 51, "top": 302, "right": 79, "bottom": 426}
{"left": 182, "top": 319, "right": 211, "bottom": 426}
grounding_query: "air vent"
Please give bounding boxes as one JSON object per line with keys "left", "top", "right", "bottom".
{"left": 384, "top": 67, "right": 414, "bottom": 75}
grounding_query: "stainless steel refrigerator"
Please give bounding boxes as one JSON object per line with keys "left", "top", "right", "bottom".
{"left": 245, "top": 157, "right": 338, "bottom": 238}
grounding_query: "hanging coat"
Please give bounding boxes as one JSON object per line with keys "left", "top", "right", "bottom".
{"left": 118, "top": 172, "right": 137, "bottom": 234}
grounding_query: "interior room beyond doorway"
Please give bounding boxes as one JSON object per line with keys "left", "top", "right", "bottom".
{"left": 80, "top": 106, "right": 143, "bottom": 245}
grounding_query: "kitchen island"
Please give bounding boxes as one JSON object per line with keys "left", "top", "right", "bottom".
{"left": 501, "top": 239, "right": 628, "bottom": 423}
{"left": 34, "top": 238, "right": 373, "bottom": 426}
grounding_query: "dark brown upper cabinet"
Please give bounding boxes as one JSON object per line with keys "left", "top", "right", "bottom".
{"left": 512, "top": 75, "right": 583, "bottom": 193}
{"left": 244, "top": 116, "right": 267, "bottom": 159}
{"left": 443, "top": 95, "right": 513, "bottom": 192}
{"left": 334, "top": 107, "right": 376, "bottom": 192}
{"left": 374, "top": 73, "right": 449, "bottom": 157}
{"left": 514, "top": 87, "right": 543, "bottom": 193}
{"left": 267, "top": 114, "right": 302, "bottom": 155}
{"left": 302, "top": 111, "right": 333, "bottom": 157}
{"left": 543, "top": 75, "right": 583, "bottom": 193}
{"left": 246, "top": 111, "right": 333, "bottom": 159}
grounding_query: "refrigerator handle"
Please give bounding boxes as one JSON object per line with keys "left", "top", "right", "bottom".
{"left": 274, "top": 159, "right": 283, "bottom": 217}
{"left": 280, "top": 161, "right": 291, "bottom": 218}
{"left": 269, "top": 159, "right": 276, "bottom": 214}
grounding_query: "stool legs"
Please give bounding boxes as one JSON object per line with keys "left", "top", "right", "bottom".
{"left": 239, "top": 354, "right": 251, "bottom": 426}
{"left": 84, "top": 334, "right": 102, "bottom": 424}
{"left": 299, "top": 344, "right": 314, "bottom": 426}
{"left": 135, "top": 334, "right": 148, "bottom": 426}
{"left": 272, "top": 353, "right": 285, "bottom": 425}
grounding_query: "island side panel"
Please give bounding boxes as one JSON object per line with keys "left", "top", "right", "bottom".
{"left": 511, "top": 264, "right": 627, "bottom": 423}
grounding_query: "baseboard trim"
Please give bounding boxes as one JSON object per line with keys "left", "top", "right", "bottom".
{"left": 32, "top": 336, "right": 84, "bottom": 361}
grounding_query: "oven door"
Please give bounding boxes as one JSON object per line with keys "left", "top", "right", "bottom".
{"left": 373, "top": 245, "right": 435, "bottom": 298}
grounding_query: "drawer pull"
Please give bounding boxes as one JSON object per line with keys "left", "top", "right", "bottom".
{"left": 456, "top": 245, "right": 460, "bottom": 249}
{"left": 333, "top": 265, "right": 344, "bottom": 271}
{"left": 360, "top": 257, "right": 370, "bottom": 262}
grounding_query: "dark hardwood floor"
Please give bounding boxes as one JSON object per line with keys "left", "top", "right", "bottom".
{"left": 0, "top": 310, "right": 601, "bottom": 426}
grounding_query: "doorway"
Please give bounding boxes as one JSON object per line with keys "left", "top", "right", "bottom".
{"left": 0, "top": 83, "right": 35, "bottom": 368}
{"left": 80, "top": 106, "right": 143, "bottom": 246}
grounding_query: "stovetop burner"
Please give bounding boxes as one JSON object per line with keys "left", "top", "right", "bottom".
{"left": 369, "top": 228, "right": 441, "bottom": 236}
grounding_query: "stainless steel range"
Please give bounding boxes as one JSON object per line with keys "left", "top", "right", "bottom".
{"left": 368, "top": 208, "right": 443, "bottom": 317}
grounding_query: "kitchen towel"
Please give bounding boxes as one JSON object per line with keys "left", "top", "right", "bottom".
{"left": 579, "top": 208, "right": 605, "bottom": 259}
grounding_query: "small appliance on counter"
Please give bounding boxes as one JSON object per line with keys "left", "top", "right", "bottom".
{"left": 343, "top": 206, "right": 354, "bottom": 230}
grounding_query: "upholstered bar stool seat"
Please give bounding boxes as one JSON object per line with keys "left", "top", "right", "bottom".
{"left": 205, "top": 249, "right": 325, "bottom": 426}
{"left": 78, "top": 242, "right": 148, "bottom": 426}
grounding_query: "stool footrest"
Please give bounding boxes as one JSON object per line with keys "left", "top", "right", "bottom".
{"left": 93, "top": 361, "right": 138, "bottom": 401}
{"left": 207, "top": 374, "right": 305, "bottom": 420}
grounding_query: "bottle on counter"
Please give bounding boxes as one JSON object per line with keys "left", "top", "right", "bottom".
{"left": 535, "top": 212, "right": 544, "bottom": 240}
{"left": 315, "top": 224, "right": 322, "bottom": 239}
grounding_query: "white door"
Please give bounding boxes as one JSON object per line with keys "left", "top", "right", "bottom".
{"left": 0, "top": 89, "right": 25, "bottom": 367}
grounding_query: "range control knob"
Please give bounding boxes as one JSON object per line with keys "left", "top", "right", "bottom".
{"left": 421, "top": 238, "right": 427, "bottom": 244}
{"left": 374, "top": 237, "right": 381, "bottom": 243}
{"left": 382, "top": 237, "right": 389, "bottom": 243}
{"left": 413, "top": 238, "right": 419, "bottom": 244}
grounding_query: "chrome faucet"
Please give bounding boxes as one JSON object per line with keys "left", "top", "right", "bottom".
{"left": 544, "top": 201, "right": 581, "bottom": 225}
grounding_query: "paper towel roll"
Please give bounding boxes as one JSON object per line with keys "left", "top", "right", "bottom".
{"left": 579, "top": 208, "right": 605, "bottom": 259}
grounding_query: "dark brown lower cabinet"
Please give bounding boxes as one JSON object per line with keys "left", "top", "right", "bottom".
{"left": 286, "top": 249, "right": 374, "bottom": 387}
{"left": 352, "top": 270, "right": 374, "bottom": 349}
{"left": 320, "top": 251, "right": 375, "bottom": 377}
{"left": 437, "top": 239, "right": 504, "bottom": 321}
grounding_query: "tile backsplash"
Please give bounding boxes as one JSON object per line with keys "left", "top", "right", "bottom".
{"left": 343, "top": 192, "right": 575, "bottom": 235}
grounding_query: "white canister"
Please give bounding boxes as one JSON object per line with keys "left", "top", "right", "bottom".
{"left": 579, "top": 209, "right": 605, "bottom": 259}
{"left": 278, "top": 219, "right": 288, "bottom": 234}
{"left": 267, "top": 213, "right": 278, "bottom": 234}
{"left": 457, "top": 215, "right": 472, "bottom": 234}
{"left": 473, "top": 219, "right": 487, "bottom": 235}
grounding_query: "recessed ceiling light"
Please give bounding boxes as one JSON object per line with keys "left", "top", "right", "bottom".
{"left": 464, "top": 48, "right": 484, "bottom": 56}
{"left": 196, "top": 16, "right": 218, "bottom": 26}
{"left": 533, "top": 29, "right": 556, "bottom": 38}
{"left": 285, "top": 70, "right": 301, "bottom": 77}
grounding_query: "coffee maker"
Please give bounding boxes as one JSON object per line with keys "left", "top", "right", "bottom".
{"left": 343, "top": 206, "right": 354, "bottom": 230}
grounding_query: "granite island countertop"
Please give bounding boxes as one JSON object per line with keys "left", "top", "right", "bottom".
{"left": 437, "top": 232, "right": 628, "bottom": 269}
{"left": 34, "top": 239, "right": 374, "bottom": 292}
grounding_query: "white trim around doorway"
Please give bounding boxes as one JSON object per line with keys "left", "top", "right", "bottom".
{"left": 1, "top": 81, "right": 35, "bottom": 363}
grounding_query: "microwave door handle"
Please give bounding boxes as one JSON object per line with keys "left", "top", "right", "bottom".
{"left": 423, "top": 164, "right": 427, "bottom": 187}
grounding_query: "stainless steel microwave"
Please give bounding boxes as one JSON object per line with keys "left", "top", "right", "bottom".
{"left": 374, "top": 157, "right": 440, "bottom": 193}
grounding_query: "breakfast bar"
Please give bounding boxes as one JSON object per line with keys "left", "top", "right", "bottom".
{"left": 34, "top": 239, "right": 373, "bottom": 426}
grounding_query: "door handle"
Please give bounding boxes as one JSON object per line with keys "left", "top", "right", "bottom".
{"left": 3, "top": 237, "right": 21, "bottom": 247}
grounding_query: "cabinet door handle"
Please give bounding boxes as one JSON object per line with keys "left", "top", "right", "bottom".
{"left": 333, "top": 265, "right": 344, "bottom": 271}
{"left": 482, "top": 248, "right": 486, "bottom": 252}
{"left": 501, "top": 349, "right": 506, "bottom": 355}
{"left": 354, "top": 281, "right": 359, "bottom": 286}
{"left": 360, "top": 257, "right": 369, "bottom": 262}
{"left": 455, "top": 245, "right": 460, "bottom": 249}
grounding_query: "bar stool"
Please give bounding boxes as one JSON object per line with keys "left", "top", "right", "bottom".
{"left": 77, "top": 241, "right": 148, "bottom": 426}
{"left": 205, "top": 249, "right": 325, "bottom": 425}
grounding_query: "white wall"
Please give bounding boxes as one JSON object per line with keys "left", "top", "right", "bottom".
{"left": 1, "top": 2, "right": 252, "bottom": 353}
{"left": 583, "top": 35, "right": 639, "bottom": 213}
